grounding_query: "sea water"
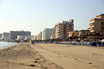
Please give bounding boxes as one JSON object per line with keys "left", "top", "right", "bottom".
{"left": 0, "top": 41, "right": 18, "bottom": 48}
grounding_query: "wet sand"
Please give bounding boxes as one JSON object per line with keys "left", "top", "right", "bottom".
{"left": 0, "top": 43, "right": 63, "bottom": 69}
{"left": 31, "top": 43, "right": 104, "bottom": 69}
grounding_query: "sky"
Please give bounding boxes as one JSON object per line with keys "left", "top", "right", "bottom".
{"left": 0, "top": 0, "right": 104, "bottom": 35}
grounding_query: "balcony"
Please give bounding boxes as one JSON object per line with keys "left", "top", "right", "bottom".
{"left": 90, "top": 19, "right": 95, "bottom": 23}
{"left": 89, "top": 23, "right": 94, "bottom": 27}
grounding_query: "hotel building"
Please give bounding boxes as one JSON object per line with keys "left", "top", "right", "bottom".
{"left": 51, "top": 19, "right": 74, "bottom": 40}
{"left": 89, "top": 14, "right": 104, "bottom": 34}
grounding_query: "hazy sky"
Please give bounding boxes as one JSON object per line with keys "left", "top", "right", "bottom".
{"left": 0, "top": 0, "right": 104, "bottom": 35}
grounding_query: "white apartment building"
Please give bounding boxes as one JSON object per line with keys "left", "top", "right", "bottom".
{"left": 42, "top": 28, "right": 54, "bottom": 40}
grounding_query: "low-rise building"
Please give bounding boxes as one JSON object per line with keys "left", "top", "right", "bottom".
{"left": 79, "top": 30, "right": 89, "bottom": 37}
{"left": 68, "top": 31, "right": 80, "bottom": 38}
{"left": 68, "top": 30, "right": 89, "bottom": 41}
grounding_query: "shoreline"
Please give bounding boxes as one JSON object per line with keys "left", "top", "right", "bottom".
{"left": 0, "top": 41, "right": 18, "bottom": 49}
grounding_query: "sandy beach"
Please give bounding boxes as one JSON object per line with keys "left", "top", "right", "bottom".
{"left": 0, "top": 43, "right": 104, "bottom": 69}
{"left": 0, "top": 43, "right": 63, "bottom": 69}
{"left": 31, "top": 43, "right": 104, "bottom": 69}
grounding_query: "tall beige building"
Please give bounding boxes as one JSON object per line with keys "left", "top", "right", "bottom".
{"left": 51, "top": 19, "right": 74, "bottom": 40}
{"left": 89, "top": 14, "right": 104, "bottom": 34}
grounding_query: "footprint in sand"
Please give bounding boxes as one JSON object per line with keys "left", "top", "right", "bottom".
{"left": 88, "top": 62, "right": 93, "bottom": 64}
{"left": 34, "top": 61, "right": 38, "bottom": 63}
{"left": 30, "top": 64, "right": 36, "bottom": 67}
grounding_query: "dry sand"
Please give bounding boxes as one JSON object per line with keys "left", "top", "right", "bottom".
{"left": 31, "top": 43, "right": 104, "bottom": 69}
{"left": 0, "top": 43, "right": 104, "bottom": 69}
{"left": 0, "top": 43, "right": 63, "bottom": 69}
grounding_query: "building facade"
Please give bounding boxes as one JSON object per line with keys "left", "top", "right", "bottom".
{"left": 68, "top": 31, "right": 80, "bottom": 38}
{"left": 2, "top": 32, "right": 9, "bottom": 41}
{"left": 79, "top": 30, "right": 89, "bottom": 37}
{"left": 0, "top": 34, "right": 2, "bottom": 39}
{"left": 42, "top": 28, "right": 54, "bottom": 40}
{"left": 89, "top": 14, "right": 104, "bottom": 34}
{"left": 30, "top": 35, "right": 36, "bottom": 40}
{"left": 9, "top": 31, "right": 31, "bottom": 40}
{"left": 17, "top": 35, "right": 31, "bottom": 41}
{"left": 51, "top": 19, "right": 74, "bottom": 40}
{"left": 37, "top": 32, "right": 42, "bottom": 40}
{"left": 68, "top": 30, "right": 89, "bottom": 41}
